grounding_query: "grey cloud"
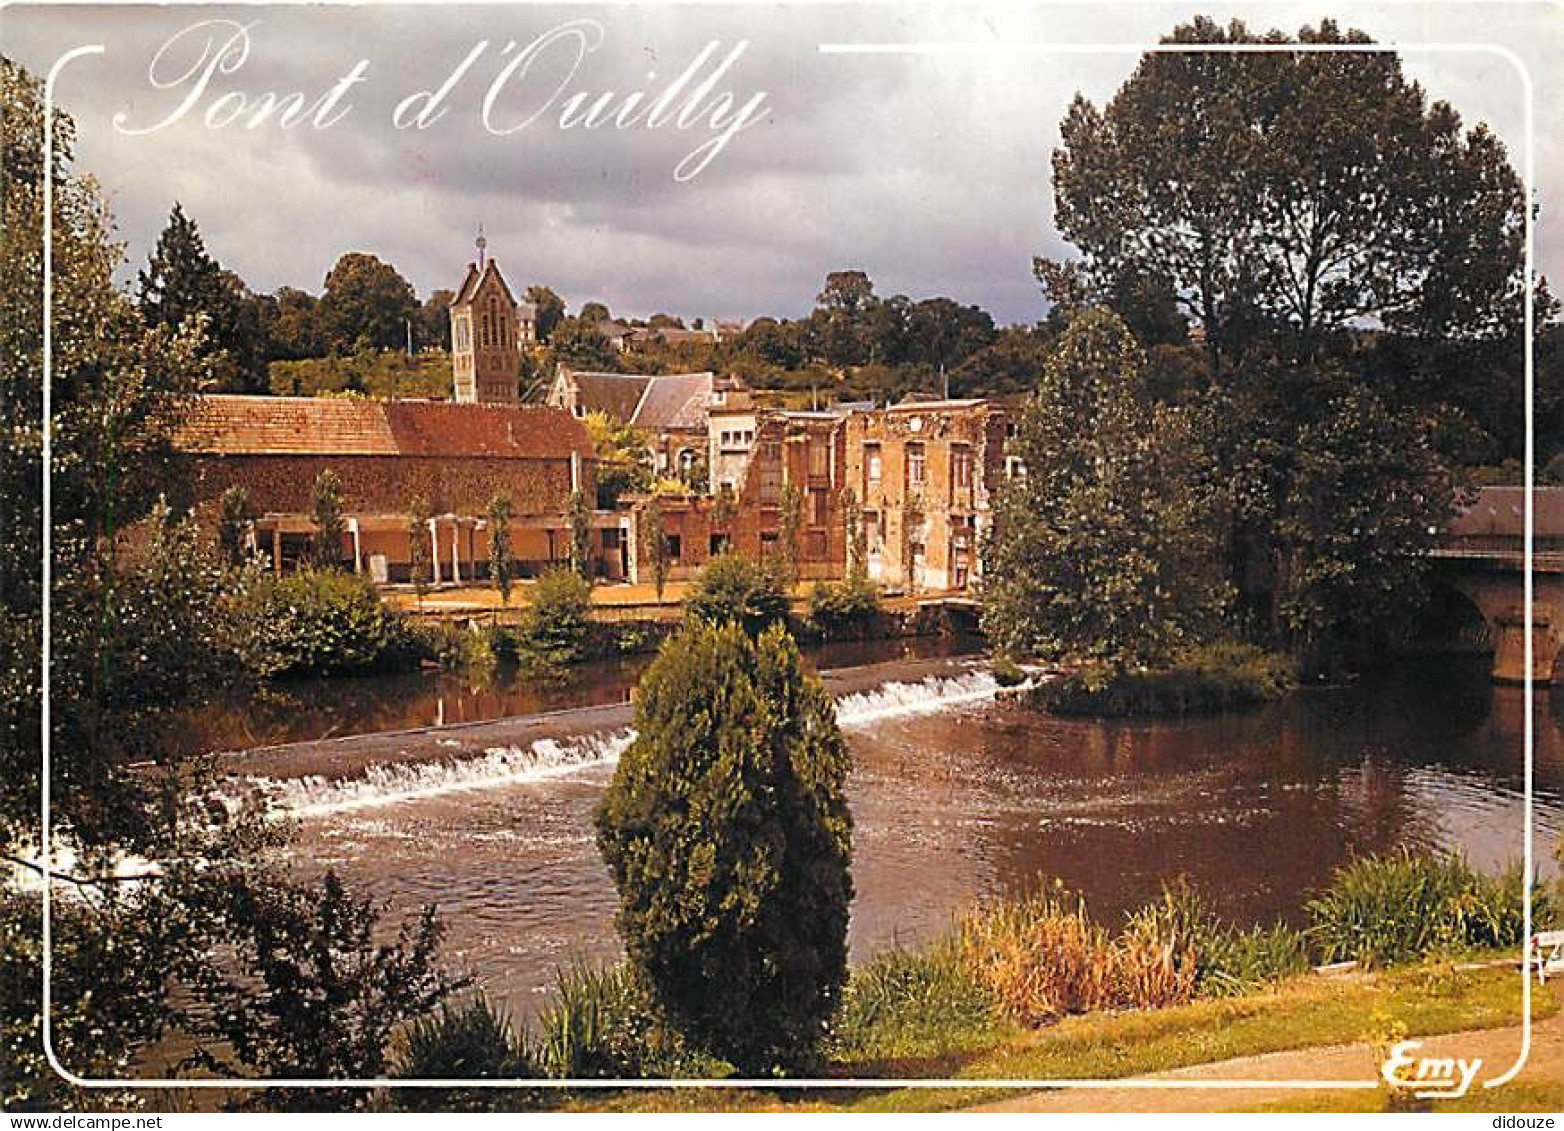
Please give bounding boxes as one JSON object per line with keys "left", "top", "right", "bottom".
{"left": 4, "top": 2, "right": 1560, "bottom": 326}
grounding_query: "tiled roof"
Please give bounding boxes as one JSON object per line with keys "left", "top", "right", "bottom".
{"left": 174, "top": 395, "right": 590, "bottom": 460}
{"left": 568, "top": 372, "right": 652, "bottom": 423}
{"left": 176, "top": 396, "right": 399, "bottom": 455}
{"left": 629, "top": 371, "right": 713, "bottom": 432}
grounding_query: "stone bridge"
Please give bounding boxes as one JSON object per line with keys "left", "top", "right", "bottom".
{"left": 1428, "top": 486, "right": 1564, "bottom": 684}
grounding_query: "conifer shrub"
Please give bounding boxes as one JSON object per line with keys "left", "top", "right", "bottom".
{"left": 594, "top": 622, "right": 854, "bottom": 1073}
{"left": 682, "top": 552, "right": 790, "bottom": 635}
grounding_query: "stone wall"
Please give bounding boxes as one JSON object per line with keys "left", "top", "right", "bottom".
{"left": 183, "top": 452, "right": 591, "bottom": 518}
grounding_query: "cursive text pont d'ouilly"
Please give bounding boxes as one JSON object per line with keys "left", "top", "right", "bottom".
{"left": 108, "top": 18, "right": 771, "bottom": 181}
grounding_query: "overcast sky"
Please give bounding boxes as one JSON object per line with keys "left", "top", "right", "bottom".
{"left": 5, "top": 1, "right": 1562, "bottom": 326}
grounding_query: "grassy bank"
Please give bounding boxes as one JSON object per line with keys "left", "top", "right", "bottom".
{"left": 377, "top": 852, "right": 1556, "bottom": 1114}
{"left": 562, "top": 962, "right": 1552, "bottom": 1113}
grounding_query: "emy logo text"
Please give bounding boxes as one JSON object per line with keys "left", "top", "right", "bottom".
{"left": 1381, "top": 1039, "right": 1482, "bottom": 1100}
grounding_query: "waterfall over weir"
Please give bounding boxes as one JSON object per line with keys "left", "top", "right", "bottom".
{"left": 257, "top": 670, "right": 1002, "bottom": 820}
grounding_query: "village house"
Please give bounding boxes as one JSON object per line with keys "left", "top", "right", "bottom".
{"left": 172, "top": 237, "right": 1012, "bottom": 598}
{"left": 707, "top": 375, "right": 759, "bottom": 493}
{"left": 545, "top": 367, "right": 715, "bottom": 481}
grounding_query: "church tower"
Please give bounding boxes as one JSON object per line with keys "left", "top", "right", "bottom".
{"left": 449, "top": 231, "right": 521, "bottom": 403}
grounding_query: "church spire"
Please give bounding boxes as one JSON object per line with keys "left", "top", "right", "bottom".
{"left": 475, "top": 223, "right": 487, "bottom": 270}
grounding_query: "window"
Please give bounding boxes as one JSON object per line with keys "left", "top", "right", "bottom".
{"left": 455, "top": 315, "right": 471, "bottom": 352}
{"left": 709, "top": 533, "right": 729, "bottom": 556}
{"left": 808, "top": 440, "right": 829, "bottom": 480}
{"left": 864, "top": 511, "right": 884, "bottom": 555}
{"left": 906, "top": 443, "right": 925, "bottom": 491}
{"left": 864, "top": 443, "right": 882, "bottom": 494}
{"left": 811, "top": 489, "right": 829, "bottom": 526}
{"left": 1005, "top": 455, "right": 1026, "bottom": 481}
{"left": 758, "top": 442, "right": 783, "bottom": 505}
{"left": 951, "top": 444, "right": 973, "bottom": 505}
{"left": 666, "top": 534, "right": 683, "bottom": 562}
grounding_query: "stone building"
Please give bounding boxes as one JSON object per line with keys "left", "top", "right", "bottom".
{"left": 449, "top": 245, "right": 521, "bottom": 404}
{"left": 842, "top": 399, "right": 1010, "bottom": 593}
{"left": 545, "top": 367, "right": 715, "bottom": 480}
{"left": 707, "top": 376, "right": 759, "bottom": 493}
{"left": 173, "top": 395, "right": 615, "bottom": 581}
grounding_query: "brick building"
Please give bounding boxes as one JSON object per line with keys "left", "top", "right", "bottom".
{"left": 626, "top": 410, "right": 849, "bottom": 584}
{"left": 173, "top": 395, "right": 617, "bottom": 581}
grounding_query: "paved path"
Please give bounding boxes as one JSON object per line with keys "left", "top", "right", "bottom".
{"left": 974, "top": 999, "right": 1562, "bottom": 1113}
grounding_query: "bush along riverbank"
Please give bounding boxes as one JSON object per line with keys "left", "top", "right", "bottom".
{"left": 234, "top": 556, "right": 973, "bottom": 688}
{"left": 1025, "top": 643, "right": 1297, "bottom": 717}
{"left": 370, "top": 849, "right": 1557, "bottom": 1111}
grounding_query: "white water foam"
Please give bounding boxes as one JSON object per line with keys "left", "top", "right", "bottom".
{"left": 263, "top": 728, "right": 636, "bottom": 820}
{"left": 257, "top": 669, "right": 1007, "bottom": 820}
{"left": 835, "top": 670, "right": 1000, "bottom": 728}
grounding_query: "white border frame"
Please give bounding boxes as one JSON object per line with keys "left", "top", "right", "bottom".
{"left": 34, "top": 15, "right": 1538, "bottom": 1099}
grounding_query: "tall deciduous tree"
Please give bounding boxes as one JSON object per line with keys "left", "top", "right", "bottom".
{"left": 1052, "top": 17, "right": 1525, "bottom": 380}
{"left": 594, "top": 621, "right": 853, "bottom": 1072}
{"left": 524, "top": 284, "right": 566, "bottom": 342}
{"left": 407, "top": 495, "right": 433, "bottom": 602}
{"left": 568, "top": 489, "right": 592, "bottom": 580}
{"left": 1223, "top": 366, "right": 1454, "bottom": 668}
{"left": 269, "top": 286, "right": 326, "bottom": 360}
{"left": 319, "top": 252, "right": 418, "bottom": 354}
{"left": 547, "top": 318, "right": 619, "bottom": 371}
{"left": 982, "top": 309, "right": 1229, "bottom": 668}
{"left": 643, "top": 494, "right": 670, "bottom": 601}
{"left": 418, "top": 288, "right": 455, "bottom": 353}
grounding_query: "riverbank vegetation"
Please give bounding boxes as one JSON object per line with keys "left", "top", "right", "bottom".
{"left": 980, "top": 17, "right": 1551, "bottom": 707}
{"left": 367, "top": 848, "right": 1554, "bottom": 1112}
{"left": 1029, "top": 643, "right": 1296, "bottom": 716}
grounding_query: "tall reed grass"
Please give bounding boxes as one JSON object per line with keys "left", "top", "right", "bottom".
{"left": 1306, "top": 850, "right": 1552, "bottom": 968}
{"left": 957, "top": 880, "right": 1310, "bottom": 1026}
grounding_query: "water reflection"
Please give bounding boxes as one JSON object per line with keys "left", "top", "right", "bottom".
{"left": 180, "top": 634, "right": 981, "bottom": 754}
{"left": 266, "top": 657, "right": 1562, "bottom": 1016}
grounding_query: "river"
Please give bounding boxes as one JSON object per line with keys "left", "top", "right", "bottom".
{"left": 212, "top": 648, "right": 1563, "bottom": 1019}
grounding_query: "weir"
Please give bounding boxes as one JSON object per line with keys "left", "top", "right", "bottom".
{"left": 233, "top": 661, "right": 1007, "bottom": 820}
